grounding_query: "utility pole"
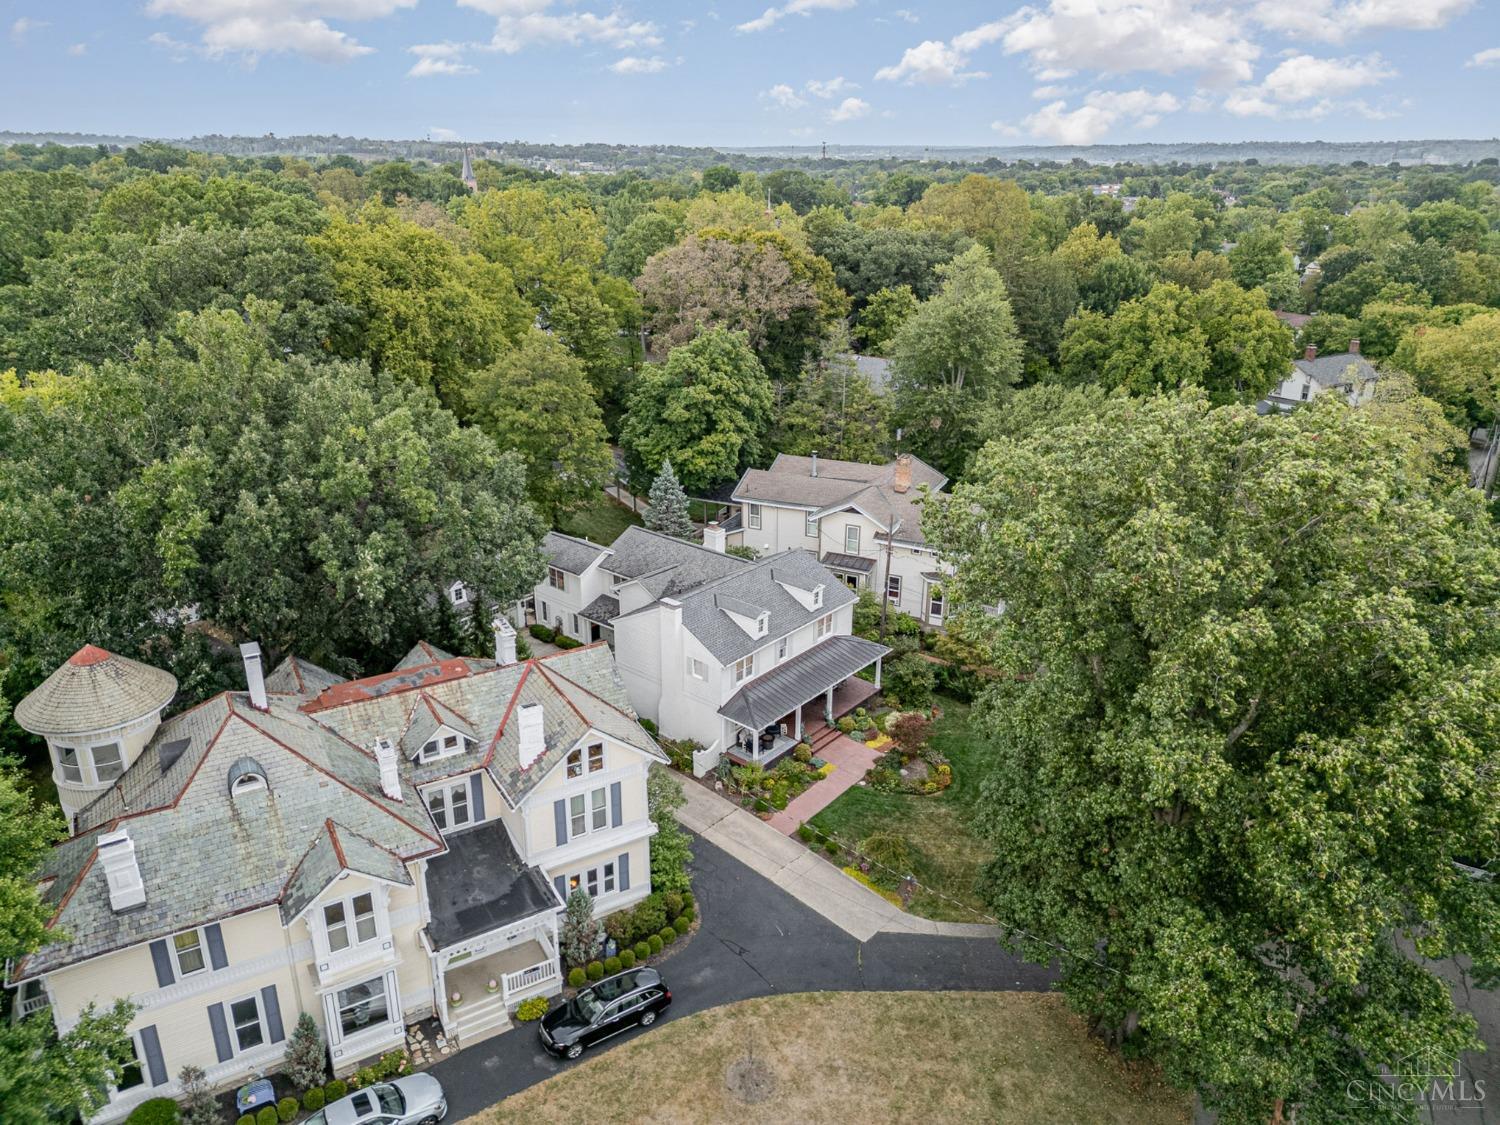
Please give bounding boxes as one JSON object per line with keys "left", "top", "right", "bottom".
{"left": 878, "top": 519, "right": 902, "bottom": 641}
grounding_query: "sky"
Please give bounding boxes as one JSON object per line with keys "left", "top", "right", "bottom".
{"left": 3, "top": 0, "right": 1499, "bottom": 148}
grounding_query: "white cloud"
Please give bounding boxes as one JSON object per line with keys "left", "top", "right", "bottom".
{"left": 892, "top": 8, "right": 919, "bottom": 22}
{"left": 827, "top": 95, "right": 871, "bottom": 122}
{"left": 406, "top": 42, "right": 477, "bottom": 76}
{"left": 1467, "top": 46, "right": 1500, "bottom": 67}
{"left": 1224, "top": 52, "right": 1395, "bottom": 116}
{"left": 1253, "top": 0, "right": 1473, "bottom": 42}
{"left": 737, "top": 0, "right": 855, "bottom": 35}
{"left": 762, "top": 82, "right": 808, "bottom": 108}
{"left": 610, "top": 54, "right": 667, "bottom": 73}
{"left": 1031, "top": 83, "right": 1068, "bottom": 98}
{"left": 145, "top": 0, "right": 414, "bottom": 62}
{"left": 10, "top": 16, "right": 48, "bottom": 42}
{"left": 67, "top": 42, "right": 87, "bottom": 55}
{"left": 1013, "top": 87, "right": 1181, "bottom": 144}
{"left": 875, "top": 38, "right": 988, "bottom": 84}
{"left": 430, "top": 126, "right": 461, "bottom": 141}
{"left": 805, "top": 75, "right": 857, "bottom": 98}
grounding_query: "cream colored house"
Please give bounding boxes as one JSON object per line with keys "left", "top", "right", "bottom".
{"left": 726, "top": 453, "right": 953, "bottom": 626}
{"left": 8, "top": 630, "right": 664, "bottom": 1122}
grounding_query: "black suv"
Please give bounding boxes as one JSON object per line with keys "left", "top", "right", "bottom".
{"left": 539, "top": 967, "right": 672, "bottom": 1059}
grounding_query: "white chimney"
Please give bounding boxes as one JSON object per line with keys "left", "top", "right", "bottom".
{"left": 239, "top": 642, "right": 268, "bottom": 711}
{"left": 703, "top": 522, "right": 726, "bottom": 553}
{"left": 517, "top": 703, "right": 546, "bottom": 770}
{"left": 493, "top": 615, "right": 518, "bottom": 666}
{"left": 97, "top": 827, "right": 146, "bottom": 912}
{"left": 810, "top": 451, "right": 818, "bottom": 478}
{"left": 373, "top": 737, "right": 402, "bottom": 801}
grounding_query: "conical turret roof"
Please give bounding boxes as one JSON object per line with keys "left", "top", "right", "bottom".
{"left": 15, "top": 645, "right": 177, "bottom": 736}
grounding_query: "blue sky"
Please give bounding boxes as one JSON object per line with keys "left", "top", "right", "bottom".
{"left": 4, "top": 1, "right": 1498, "bottom": 148}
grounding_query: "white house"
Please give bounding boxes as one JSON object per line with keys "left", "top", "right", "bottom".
{"left": 1265, "top": 341, "right": 1379, "bottom": 412}
{"left": 726, "top": 452, "right": 953, "bottom": 626}
{"left": 8, "top": 629, "right": 664, "bottom": 1121}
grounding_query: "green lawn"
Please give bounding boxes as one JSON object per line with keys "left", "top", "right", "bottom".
{"left": 808, "top": 696, "right": 995, "bottom": 922}
{"left": 555, "top": 492, "right": 642, "bottom": 544}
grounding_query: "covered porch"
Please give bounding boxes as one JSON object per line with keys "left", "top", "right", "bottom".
{"left": 722, "top": 634, "right": 890, "bottom": 766}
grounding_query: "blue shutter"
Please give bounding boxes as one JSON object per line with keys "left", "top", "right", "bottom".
{"left": 553, "top": 875, "right": 567, "bottom": 904}
{"left": 208, "top": 1004, "right": 232, "bottom": 1062}
{"left": 205, "top": 923, "right": 227, "bottom": 971}
{"left": 469, "top": 773, "right": 485, "bottom": 823}
{"left": 139, "top": 1025, "right": 167, "bottom": 1086}
{"left": 619, "top": 851, "right": 630, "bottom": 892}
{"left": 149, "top": 940, "right": 175, "bottom": 987}
{"left": 610, "top": 781, "right": 623, "bottom": 828}
{"left": 553, "top": 799, "right": 568, "bottom": 846}
{"left": 261, "top": 984, "right": 284, "bottom": 1043}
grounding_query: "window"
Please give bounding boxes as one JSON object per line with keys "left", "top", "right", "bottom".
{"left": 572, "top": 861, "right": 618, "bottom": 899}
{"left": 756, "top": 613, "right": 768, "bottom": 637}
{"left": 776, "top": 637, "right": 788, "bottom": 662}
{"left": 812, "top": 585, "right": 823, "bottom": 608}
{"left": 232, "top": 772, "right": 266, "bottom": 794}
{"left": 570, "top": 787, "right": 608, "bottom": 838}
{"left": 816, "top": 613, "right": 834, "bottom": 639}
{"left": 886, "top": 574, "right": 902, "bottom": 602}
{"left": 805, "top": 513, "right": 819, "bottom": 538}
{"left": 336, "top": 976, "right": 390, "bottom": 1039}
{"left": 565, "top": 748, "right": 583, "bottom": 778}
{"left": 548, "top": 567, "right": 566, "bottom": 591}
{"left": 56, "top": 745, "right": 82, "bottom": 784}
{"left": 229, "top": 995, "right": 264, "bottom": 1053}
{"left": 1299, "top": 381, "right": 1311, "bottom": 401}
{"left": 842, "top": 573, "right": 858, "bottom": 591}
{"left": 450, "top": 583, "right": 468, "bottom": 606}
{"left": 172, "top": 929, "right": 207, "bottom": 976}
{"left": 686, "top": 657, "right": 708, "bottom": 681}
{"left": 844, "top": 525, "right": 861, "bottom": 554}
{"left": 748, "top": 503, "right": 762, "bottom": 530}
{"left": 426, "top": 781, "right": 471, "bottom": 833}
{"left": 571, "top": 613, "right": 581, "bottom": 636}
{"left": 588, "top": 743, "right": 604, "bottom": 773}
{"left": 324, "top": 892, "right": 377, "bottom": 953}
{"left": 116, "top": 1035, "right": 145, "bottom": 1092}
{"left": 929, "top": 586, "right": 945, "bottom": 619}
{"left": 419, "top": 732, "right": 464, "bottom": 764}
{"left": 734, "top": 655, "right": 754, "bottom": 684}
{"left": 92, "top": 743, "right": 124, "bottom": 783}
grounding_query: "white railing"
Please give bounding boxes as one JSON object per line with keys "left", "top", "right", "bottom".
{"left": 19, "top": 993, "right": 50, "bottom": 1017}
{"left": 692, "top": 740, "right": 722, "bottom": 778}
{"left": 502, "top": 959, "right": 558, "bottom": 999}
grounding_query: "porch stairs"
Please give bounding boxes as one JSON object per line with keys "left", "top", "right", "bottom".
{"left": 450, "top": 990, "right": 513, "bottom": 1049}
{"left": 808, "top": 722, "right": 846, "bottom": 756}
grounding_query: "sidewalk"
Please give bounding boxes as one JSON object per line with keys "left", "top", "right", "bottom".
{"left": 766, "top": 734, "right": 880, "bottom": 835}
{"left": 676, "top": 781, "right": 999, "bottom": 944}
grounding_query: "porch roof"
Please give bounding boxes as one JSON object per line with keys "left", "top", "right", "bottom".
{"left": 820, "top": 551, "right": 874, "bottom": 574}
{"left": 424, "top": 821, "right": 558, "bottom": 950}
{"left": 719, "top": 634, "right": 890, "bottom": 731}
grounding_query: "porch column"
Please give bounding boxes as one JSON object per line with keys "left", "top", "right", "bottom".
{"left": 824, "top": 686, "right": 834, "bottom": 724}
{"left": 874, "top": 656, "right": 882, "bottom": 690}
{"left": 794, "top": 706, "right": 803, "bottom": 742}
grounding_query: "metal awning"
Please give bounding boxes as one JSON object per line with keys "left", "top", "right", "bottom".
{"left": 820, "top": 552, "right": 874, "bottom": 574}
{"left": 719, "top": 634, "right": 890, "bottom": 730}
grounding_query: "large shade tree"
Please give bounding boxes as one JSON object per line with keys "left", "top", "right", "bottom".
{"left": 926, "top": 391, "right": 1500, "bottom": 1124}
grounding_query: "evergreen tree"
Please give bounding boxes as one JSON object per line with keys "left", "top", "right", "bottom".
{"left": 283, "top": 1012, "right": 327, "bottom": 1091}
{"left": 561, "top": 889, "right": 602, "bottom": 969}
{"left": 645, "top": 460, "right": 695, "bottom": 540}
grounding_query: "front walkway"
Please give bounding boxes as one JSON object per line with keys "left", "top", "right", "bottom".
{"left": 767, "top": 730, "right": 880, "bottom": 836}
{"left": 677, "top": 780, "right": 997, "bottom": 943}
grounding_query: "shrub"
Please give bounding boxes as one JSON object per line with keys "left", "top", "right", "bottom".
{"left": 377, "top": 1050, "right": 408, "bottom": 1078}
{"left": 634, "top": 940, "right": 651, "bottom": 961}
{"left": 753, "top": 797, "right": 770, "bottom": 813}
{"left": 354, "top": 1066, "right": 378, "bottom": 1090}
{"left": 796, "top": 823, "right": 815, "bottom": 843}
{"left": 126, "top": 1099, "right": 179, "bottom": 1125}
{"left": 660, "top": 926, "right": 677, "bottom": 945}
{"left": 277, "top": 1097, "right": 300, "bottom": 1123}
{"left": 673, "top": 915, "right": 691, "bottom": 935}
{"left": 885, "top": 652, "right": 936, "bottom": 709}
{"left": 842, "top": 865, "right": 904, "bottom": 906}
{"left": 682, "top": 891, "right": 695, "bottom": 909}
{"left": 325, "top": 1079, "right": 348, "bottom": 1102}
{"left": 622, "top": 948, "right": 638, "bottom": 969}
{"left": 515, "top": 996, "right": 550, "bottom": 1021}
{"left": 866, "top": 767, "right": 901, "bottom": 792}
{"left": 562, "top": 888, "right": 602, "bottom": 968}
{"left": 568, "top": 967, "right": 587, "bottom": 988}
{"left": 528, "top": 622, "right": 555, "bottom": 642}
{"left": 179, "top": 1066, "right": 217, "bottom": 1125}
{"left": 860, "top": 831, "right": 913, "bottom": 870}
{"left": 603, "top": 911, "right": 634, "bottom": 947}
{"left": 238, "top": 1117, "right": 256, "bottom": 1125}
{"left": 630, "top": 894, "right": 667, "bottom": 941}
{"left": 836, "top": 717, "right": 856, "bottom": 734}
{"left": 303, "top": 1088, "right": 326, "bottom": 1112}
{"left": 555, "top": 634, "right": 582, "bottom": 650}
{"left": 648, "top": 933, "right": 664, "bottom": 954}
{"left": 824, "top": 838, "right": 840, "bottom": 856}
{"left": 678, "top": 905, "right": 695, "bottom": 925}
{"left": 604, "top": 955, "right": 622, "bottom": 975}
{"left": 586, "top": 960, "right": 605, "bottom": 981}
{"left": 663, "top": 891, "right": 684, "bottom": 918}
{"left": 771, "top": 787, "right": 789, "bottom": 810}
{"left": 285, "top": 1010, "right": 327, "bottom": 1090}
{"left": 256, "top": 1108, "right": 279, "bottom": 1125}
{"left": 640, "top": 717, "right": 659, "bottom": 736}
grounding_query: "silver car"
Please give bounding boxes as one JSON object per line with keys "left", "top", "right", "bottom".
{"left": 305, "top": 1075, "right": 447, "bottom": 1125}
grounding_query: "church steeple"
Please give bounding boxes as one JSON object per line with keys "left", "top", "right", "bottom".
{"left": 460, "top": 146, "right": 477, "bottom": 193}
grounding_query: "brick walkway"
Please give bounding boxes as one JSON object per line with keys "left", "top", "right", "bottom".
{"left": 767, "top": 723, "right": 881, "bottom": 835}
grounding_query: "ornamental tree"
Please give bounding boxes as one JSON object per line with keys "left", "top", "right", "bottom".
{"left": 645, "top": 460, "right": 696, "bottom": 540}
{"left": 925, "top": 390, "right": 1500, "bottom": 1123}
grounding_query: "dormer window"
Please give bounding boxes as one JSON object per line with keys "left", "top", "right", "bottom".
{"left": 323, "top": 892, "right": 377, "bottom": 952}
{"left": 228, "top": 756, "right": 269, "bottom": 796}
{"left": 566, "top": 744, "right": 605, "bottom": 778}
{"left": 756, "top": 613, "right": 768, "bottom": 636}
{"left": 418, "top": 732, "right": 466, "bottom": 763}
{"left": 812, "top": 585, "right": 824, "bottom": 608}
{"left": 232, "top": 772, "right": 267, "bottom": 795}
{"left": 449, "top": 582, "right": 468, "bottom": 606}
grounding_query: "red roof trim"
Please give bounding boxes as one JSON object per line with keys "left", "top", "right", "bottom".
{"left": 69, "top": 644, "right": 112, "bottom": 667}
{"left": 483, "top": 662, "right": 533, "bottom": 770}
{"left": 326, "top": 819, "right": 348, "bottom": 867}
{"left": 299, "top": 657, "right": 475, "bottom": 714}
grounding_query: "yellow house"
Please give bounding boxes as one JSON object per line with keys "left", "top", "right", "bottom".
{"left": 9, "top": 630, "right": 665, "bottom": 1122}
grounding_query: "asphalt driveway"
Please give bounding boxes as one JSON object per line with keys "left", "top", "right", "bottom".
{"left": 427, "top": 830, "right": 1055, "bottom": 1118}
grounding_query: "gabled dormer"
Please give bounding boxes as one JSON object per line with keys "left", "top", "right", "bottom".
{"left": 771, "top": 567, "right": 825, "bottom": 612}
{"left": 715, "top": 594, "right": 770, "bottom": 640}
{"left": 399, "top": 693, "right": 479, "bottom": 764}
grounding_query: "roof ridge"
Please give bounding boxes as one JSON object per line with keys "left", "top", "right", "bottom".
{"left": 672, "top": 548, "right": 806, "bottom": 602}
{"left": 539, "top": 658, "right": 652, "bottom": 733}
{"left": 616, "top": 525, "right": 752, "bottom": 563}
{"left": 483, "top": 662, "right": 534, "bottom": 769}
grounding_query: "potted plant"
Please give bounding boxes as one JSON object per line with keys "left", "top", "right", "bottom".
{"left": 485, "top": 978, "right": 499, "bottom": 994}
{"left": 449, "top": 989, "right": 463, "bottom": 1008}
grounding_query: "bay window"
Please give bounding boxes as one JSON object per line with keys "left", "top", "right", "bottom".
{"left": 569, "top": 786, "right": 608, "bottom": 837}
{"left": 324, "top": 892, "right": 377, "bottom": 953}
{"left": 336, "top": 977, "right": 390, "bottom": 1039}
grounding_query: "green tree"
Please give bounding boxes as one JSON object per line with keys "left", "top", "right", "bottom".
{"left": 1392, "top": 309, "right": 1500, "bottom": 429}
{"left": 853, "top": 285, "right": 918, "bottom": 354}
{"left": 645, "top": 459, "right": 696, "bottom": 540}
{"left": 888, "top": 246, "right": 1024, "bottom": 478}
{"left": 700, "top": 165, "right": 742, "bottom": 194}
{"left": 774, "top": 350, "right": 890, "bottom": 463}
{"left": 620, "top": 328, "right": 774, "bottom": 495}
{"left": 911, "top": 175, "right": 1034, "bottom": 275}
{"left": 604, "top": 208, "right": 685, "bottom": 280}
{"left": 925, "top": 391, "right": 1500, "bottom": 1124}
{"left": 647, "top": 765, "right": 693, "bottom": 896}
{"left": 465, "top": 330, "right": 613, "bottom": 523}
{"left": 560, "top": 888, "right": 602, "bottom": 970}
{"left": 282, "top": 1012, "right": 327, "bottom": 1091}
{"left": 1228, "top": 226, "right": 1299, "bottom": 309}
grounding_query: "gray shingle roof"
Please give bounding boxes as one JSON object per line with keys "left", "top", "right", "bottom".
{"left": 579, "top": 594, "right": 621, "bottom": 625}
{"left": 280, "top": 821, "right": 413, "bottom": 925}
{"left": 720, "top": 634, "right": 890, "bottom": 729}
{"left": 600, "top": 526, "right": 747, "bottom": 597}
{"left": 671, "top": 549, "right": 858, "bottom": 666}
{"left": 1293, "top": 351, "right": 1378, "bottom": 389}
{"left": 732, "top": 454, "right": 947, "bottom": 547}
{"left": 820, "top": 552, "right": 874, "bottom": 573}
{"left": 542, "top": 531, "right": 610, "bottom": 575}
{"left": 15, "top": 645, "right": 177, "bottom": 736}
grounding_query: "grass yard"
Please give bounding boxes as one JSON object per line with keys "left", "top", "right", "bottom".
{"left": 485, "top": 991, "right": 1189, "bottom": 1125}
{"left": 808, "top": 696, "right": 993, "bottom": 922}
{"left": 555, "top": 491, "right": 642, "bottom": 545}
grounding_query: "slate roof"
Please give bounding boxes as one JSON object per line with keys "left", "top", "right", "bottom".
{"left": 542, "top": 531, "right": 610, "bottom": 576}
{"left": 265, "top": 656, "right": 347, "bottom": 700}
{"left": 1293, "top": 351, "right": 1378, "bottom": 389}
{"left": 397, "top": 693, "right": 479, "bottom": 761}
{"left": 393, "top": 641, "right": 457, "bottom": 671}
{"left": 732, "top": 454, "right": 947, "bottom": 547}
{"left": 599, "top": 526, "right": 748, "bottom": 599}
{"left": 15, "top": 645, "right": 177, "bottom": 736}
{"left": 651, "top": 549, "right": 858, "bottom": 666}
{"left": 720, "top": 634, "right": 890, "bottom": 730}
{"left": 18, "top": 642, "right": 662, "bottom": 982}
{"left": 424, "top": 820, "right": 559, "bottom": 949}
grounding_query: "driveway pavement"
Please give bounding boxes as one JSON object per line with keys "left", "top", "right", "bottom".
{"left": 426, "top": 830, "right": 1054, "bottom": 1118}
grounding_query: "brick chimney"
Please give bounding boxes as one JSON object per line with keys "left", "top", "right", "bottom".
{"left": 1304, "top": 344, "right": 1318, "bottom": 361}
{"left": 1348, "top": 338, "right": 1360, "bottom": 355}
{"left": 892, "top": 453, "right": 912, "bottom": 495}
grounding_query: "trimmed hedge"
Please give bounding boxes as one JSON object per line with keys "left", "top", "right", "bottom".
{"left": 660, "top": 926, "right": 677, "bottom": 945}
{"left": 568, "top": 967, "right": 586, "bottom": 988}
{"left": 620, "top": 949, "right": 636, "bottom": 969}
{"left": 303, "top": 1088, "right": 326, "bottom": 1112}
{"left": 256, "top": 1108, "right": 279, "bottom": 1125}
{"left": 528, "top": 623, "right": 555, "bottom": 642}
{"left": 125, "top": 1099, "right": 179, "bottom": 1125}
{"left": 586, "top": 960, "right": 605, "bottom": 981}
{"left": 648, "top": 934, "right": 663, "bottom": 954}
{"left": 604, "top": 955, "right": 622, "bottom": 975}
{"left": 325, "top": 1079, "right": 348, "bottom": 1101}
{"left": 673, "top": 915, "right": 691, "bottom": 935}
{"left": 634, "top": 941, "right": 651, "bottom": 961}
{"left": 278, "top": 1097, "right": 300, "bottom": 1123}
{"left": 554, "top": 634, "right": 582, "bottom": 650}
{"left": 238, "top": 1117, "right": 256, "bottom": 1125}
